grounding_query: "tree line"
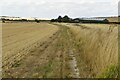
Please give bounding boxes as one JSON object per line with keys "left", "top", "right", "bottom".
{"left": 51, "top": 15, "right": 75, "bottom": 23}
{"left": 51, "top": 15, "right": 120, "bottom": 24}
{"left": 1, "top": 18, "right": 41, "bottom": 23}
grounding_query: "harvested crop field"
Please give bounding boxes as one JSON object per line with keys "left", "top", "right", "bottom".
{"left": 2, "top": 22, "right": 118, "bottom": 78}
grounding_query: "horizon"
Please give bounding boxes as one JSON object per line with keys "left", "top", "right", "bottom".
{"left": 0, "top": 15, "right": 119, "bottom": 19}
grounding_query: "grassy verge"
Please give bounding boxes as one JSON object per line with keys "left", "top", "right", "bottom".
{"left": 96, "top": 64, "right": 118, "bottom": 78}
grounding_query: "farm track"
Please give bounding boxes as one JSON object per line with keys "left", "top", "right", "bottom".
{"left": 67, "top": 30, "right": 80, "bottom": 78}
{"left": 47, "top": 24, "right": 80, "bottom": 78}
{"left": 3, "top": 23, "right": 82, "bottom": 78}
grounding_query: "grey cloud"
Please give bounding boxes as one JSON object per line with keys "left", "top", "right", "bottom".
{"left": 0, "top": 0, "right": 119, "bottom": 18}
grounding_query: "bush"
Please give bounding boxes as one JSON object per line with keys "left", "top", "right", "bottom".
{"left": 35, "top": 19, "right": 40, "bottom": 23}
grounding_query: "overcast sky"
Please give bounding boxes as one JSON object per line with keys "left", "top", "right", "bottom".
{"left": 0, "top": 0, "right": 119, "bottom": 18}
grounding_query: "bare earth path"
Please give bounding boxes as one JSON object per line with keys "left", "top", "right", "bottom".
{"left": 69, "top": 49, "right": 80, "bottom": 78}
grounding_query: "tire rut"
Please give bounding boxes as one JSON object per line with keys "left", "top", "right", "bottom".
{"left": 69, "top": 49, "right": 80, "bottom": 78}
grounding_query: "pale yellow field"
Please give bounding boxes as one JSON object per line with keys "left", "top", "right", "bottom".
{"left": 2, "top": 22, "right": 59, "bottom": 69}
{"left": 107, "top": 17, "right": 119, "bottom": 22}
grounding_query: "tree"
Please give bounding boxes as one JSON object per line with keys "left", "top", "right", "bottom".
{"left": 62, "top": 15, "right": 70, "bottom": 22}
{"left": 21, "top": 19, "right": 27, "bottom": 22}
{"left": 51, "top": 19, "right": 56, "bottom": 22}
{"left": 57, "top": 16, "right": 62, "bottom": 22}
{"left": 1, "top": 18, "right": 5, "bottom": 23}
{"left": 35, "top": 19, "right": 40, "bottom": 23}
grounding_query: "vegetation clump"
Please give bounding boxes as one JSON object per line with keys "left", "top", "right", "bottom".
{"left": 97, "top": 64, "right": 118, "bottom": 78}
{"left": 51, "top": 15, "right": 73, "bottom": 23}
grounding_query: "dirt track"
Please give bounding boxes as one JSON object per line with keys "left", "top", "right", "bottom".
{"left": 2, "top": 23, "right": 82, "bottom": 78}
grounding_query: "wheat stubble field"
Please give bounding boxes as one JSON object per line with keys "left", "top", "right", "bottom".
{"left": 2, "top": 22, "right": 118, "bottom": 78}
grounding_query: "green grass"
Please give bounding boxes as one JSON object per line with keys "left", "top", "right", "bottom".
{"left": 33, "top": 60, "right": 53, "bottom": 78}
{"left": 97, "top": 64, "right": 118, "bottom": 78}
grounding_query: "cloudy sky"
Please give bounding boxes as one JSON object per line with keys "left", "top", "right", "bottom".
{"left": 0, "top": 0, "right": 119, "bottom": 18}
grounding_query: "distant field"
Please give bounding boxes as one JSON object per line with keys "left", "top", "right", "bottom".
{"left": 107, "top": 17, "right": 119, "bottom": 22}
{"left": 2, "top": 22, "right": 118, "bottom": 78}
